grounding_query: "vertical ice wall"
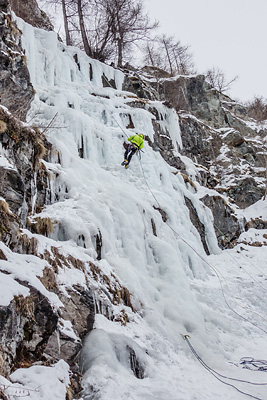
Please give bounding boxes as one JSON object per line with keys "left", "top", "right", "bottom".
{"left": 14, "top": 17, "right": 250, "bottom": 400}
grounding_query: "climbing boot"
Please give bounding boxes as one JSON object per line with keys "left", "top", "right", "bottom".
{"left": 125, "top": 163, "right": 129, "bottom": 169}
{"left": 121, "top": 159, "right": 127, "bottom": 166}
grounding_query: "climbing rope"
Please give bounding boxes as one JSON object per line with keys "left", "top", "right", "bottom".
{"left": 138, "top": 157, "right": 267, "bottom": 335}
{"left": 210, "top": 222, "right": 267, "bottom": 283}
{"left": 96, "top": 68, "right": 130, "bottom": 140}
{"left": 95, "top": 66, "right": 267, "bottom": 336}
{"left": 92, "top": 67, "right": 267, "bottom": 400}
{"left": 182, "top": 196, "right": 267, "bottom": 325}
{"left": 184, "top": 192, "right": 267, "bottom": 284}
{"left": 183, "top": 335, "right": 266, "bottom": 400}
{"left": 241, "top": 358, "right": 267, "bottom": 372}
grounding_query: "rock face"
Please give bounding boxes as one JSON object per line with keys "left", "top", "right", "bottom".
{"left": 201, "top": 195, "right": 245, "bottom": 248}
{"left": 10, "top": 0, "right": 54, "bottom": 31}
{"left": 0, "top": 1, "right": 34, "bottom": 120}
{"left": 0, "top": 107, "right": 50, "bottom": 227}
{"left": 122, "top": 70, "right": 266, "bottom": 241}
{"left": 157, "top": 75, "right": 225, "bottom": 126}
{"left": 0, "top": 0, "right": 266, "bottom": 397}
{"left": 228, "top": 177, "right": 265, "bottom": 209}
{"left": 184, "top": 196, "right": 210, "bottom": 254}
{"left": 0, "top": 107, "right": 90, "bottom": 394}
{"left": 0, "top": 108, "right": 133, "bottom": 394}
{"left": 0, "top": 108, "right": 135, "bottom": 395}
{"left": 0, "top": 289, "right": 58, "bottom": 375}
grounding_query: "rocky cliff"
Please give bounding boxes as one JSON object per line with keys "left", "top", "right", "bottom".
{"left": 123, "top": 69, "right": 267, "bottom": 248}
{"left": 10, "top": 0, "right": 53, "bottom": 31}
{"left": 0, "top": 0, "right": 34, "bottom": 120}
{"left": 0, "top": 2, "right": 267, "bottom": 399}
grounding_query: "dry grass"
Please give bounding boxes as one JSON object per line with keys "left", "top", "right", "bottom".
{"left": 39, "top": 266, "right": 58, "bottom": 292}
{"left": 29, "top": 217, "right": 54, "bottom": 236}
{"left": 0, "top": 388, "right": 8, "bottom": 400}
{"left": 0, "top": 107, "right": 50, "bottom": 170}
{"left": 14, "top": 295, "right": 35, "bottom": 319}
{"left": 34, "top": 137, "right": 47, "bottom": 163}
{"left": 66, "top": 386, "right": 74, "bottom": 400}
{"left": 0, "top": 249, "right": 7, "bottom": 261}
{"left": 0, "top": 200, "right": 11, "bottom": 215}
{"left": 19, "top": 233, "right": 39, "bottom": 256}
{"left": 114, "top": 309, "right": 129, "bottom": 326}
{"left": 0, "top": 349, "right": 7, "bottom": 377}
{"left": 175, "top": 172, "right": 197, "bottom": 191}
{"left": 0, "top": 120, "right": 7, "bottom": 133}
{"left": 0, "top": 200, "right": 13, "bottom": 237}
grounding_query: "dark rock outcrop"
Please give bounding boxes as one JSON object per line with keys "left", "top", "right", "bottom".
{"left": 201, "top": 195, "right": 244, "bottom": 248}
{"left": 228, "top": 177, "right": 265, "bottom": 209}
{"left": 184, "top": 197, "right": 210, "bottom": 254}
{"left": 0, "top": 107, "right": 51, "bottom": 226}
{"left": 224, "top": 130, "right": 245, "bottom": 147}
{"left": 122, "top": 71, "right": 159, "bottom": 100}
{"left": 0, "top": 2, "right": 34, "bottom": 120}
{"left": 245, "top": 218, "right": 267, "bottom": 231}
{"left": 10, "top": 0, "right": 54, "bottom": 31}
{"left": 157, "top": 75, "right": 224, "bottom": 124}
{"left": 179, "top": 114, "right": 222, "bottom": 168}
{"left": 0, "top": 288, "right": 58, "bottom": 374}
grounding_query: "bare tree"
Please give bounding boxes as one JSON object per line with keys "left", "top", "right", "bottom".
{"left": 144, "top": 35, "right": 195, "bottom": 76}
{"left": 206, "top": 67, "right": 238, "bottom": 93}
{"left": 77, "top": 0, "right": 93, "bottom": 57}
{"left": 246, "top": 96, "right": 267, "bottom": 122}
{"left": 61, "top": 0, "right": 72, "bottom": 45}
{"left": 101, "top": 0, "right": 158, "bottom": 67}
{"left": 38, "top": 0, "right": 77, "bottom": 45}
{"left": 42, "top": 0, "right": 158, "bottom": 64}
{"left": 264, "top": 157, "right": 267, "bottom": 200}
{"left": 161, "top": 35, "right": 174, "bottom": 75}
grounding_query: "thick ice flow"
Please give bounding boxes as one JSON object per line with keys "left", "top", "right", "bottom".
{"left": 8, "top": 17, "right": 267, "bottom": 400}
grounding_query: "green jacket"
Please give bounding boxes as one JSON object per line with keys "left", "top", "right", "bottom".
{"left": 128, "top": 134, "right": 144, "bottom": 149}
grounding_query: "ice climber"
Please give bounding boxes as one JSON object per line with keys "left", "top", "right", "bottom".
{"left": 121, "top": 134, "right": 144, "bottom": 168}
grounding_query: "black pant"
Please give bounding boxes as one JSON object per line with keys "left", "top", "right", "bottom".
{"left": 124, "top": 144, "right": 138, "bottom": 164}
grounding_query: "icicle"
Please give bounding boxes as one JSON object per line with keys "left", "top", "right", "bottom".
{"left": 56, "top": 329, "right": 61, "bottom": 355}
{"left": 20, "top": 194, "right": 28, "bottom": 228}
{"left": 31, "top": 172, "right": 37, "bottom": 214}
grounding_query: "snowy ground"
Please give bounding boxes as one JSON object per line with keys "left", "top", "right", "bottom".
{"left": 0, "top": 16, "right": 267, "bottom": 400}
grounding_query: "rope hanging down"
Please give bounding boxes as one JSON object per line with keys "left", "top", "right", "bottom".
{"left": 185, "top": 196, "right": 267, "bottom": 283}
{"left": 98, "top": 67, "right": 267, "bottom": 336}
{"left": 184, "top": 198, "right": 267, "bottom": 325}
{"left": 182, "top": 335, "right": 266, "bottom": 400}
{"left": 103, "top": 69, "right": 267, "bottom": 295}
{"left": 96, "top": 68, "right": 267, "bottom": 399}
{"left": 138, "top": 157, "right": 267, "bottom": 336}
{"left": 98, "top": 69, "right": 130, "bottom": 140}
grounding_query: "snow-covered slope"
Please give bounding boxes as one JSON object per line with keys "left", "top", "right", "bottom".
{"left": 1, "top": 16, "right": 267, "bottom": 400}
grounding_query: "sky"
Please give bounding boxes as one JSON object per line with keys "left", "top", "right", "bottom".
{"left": 145, "top": 0, "right": 267, "bottom": 102}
